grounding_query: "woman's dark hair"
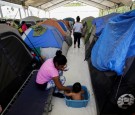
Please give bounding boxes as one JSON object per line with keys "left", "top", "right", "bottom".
{"left": 21, "top": 21, "right": 26, "bottom": 25}
{"left": 76, "top": 16, "right": 80, "bottom": 22}
{"left": 72, "top": 82, "right": 82, "bottom": 93}
{"left": 53, "top": 50, "right": 67, "bottom": 65}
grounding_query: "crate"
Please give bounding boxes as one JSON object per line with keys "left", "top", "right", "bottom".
{"left": 65, "top": 86, "right": 90, "bottom": 108}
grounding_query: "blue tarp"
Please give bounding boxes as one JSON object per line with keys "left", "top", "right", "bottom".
{"left": 23, "top": 25, "right": 64, "bottom": 49}
{"left": 91, "top": 10, "right": 135, "bottom": 75}
{"left": 58, "top": 21, "right": 67, "bottom": 32}
{"left": 92, "top": 13, "right": 119, "bottom": 37}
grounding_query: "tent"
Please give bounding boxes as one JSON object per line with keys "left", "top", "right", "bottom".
{"left": 22, "top": 24, "right": 69, "bottom": 59}
{"left": 38, "top": 19, "right": 67, "bottom": 37}
{"left": 21, "top": 16, "right": 41, "bottom": 28}
{"left": 61, "top": 20, "right": 71, "bottom": 31}
{"left": 63, "top": 17, "right": 75, "bottom": 24}
{"left": 82, "top": 16, "right": 95, "bottom": 42}
{"left": 92, "top": 13, "right": 119, "bottom": 37}
{"left": 38, "top": 20, "right": 72, "bottom": 47}
{"left": 57, "top": 21, "right": 68, "bottom": 32}
{"left": 57, "top": 20, "right": 71, "bottom": 36}
{"left": 22, "top": 25, "right": 63, "bottom": 49}
{"left": 91, "top": 10, "right": 135, "bottom": 75}
{"left": 63, "top": 17, "right": 75, "bottom": 30}
{"left": 86, "top": 10, "right": 135, "bottom": 115}
{"left": 21, "top": 16, "right": 41, "bottom": 23}
{"left": 0, "top": 24, "right": 39, "bottom": 110}
{"left": 85, "top": 25, "right": 97, "bottom": 61}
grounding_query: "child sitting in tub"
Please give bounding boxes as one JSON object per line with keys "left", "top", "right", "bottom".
{"left": 64, "top": 82, "right": 84, "bottom": 100}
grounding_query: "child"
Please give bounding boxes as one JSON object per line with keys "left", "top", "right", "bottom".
{"left": 65, "top": 82, "right": 84, "bottom": 100}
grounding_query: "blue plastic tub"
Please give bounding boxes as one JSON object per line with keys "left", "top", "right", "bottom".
{"left": 65, "top": 86, "right": 90, "bottom": 108}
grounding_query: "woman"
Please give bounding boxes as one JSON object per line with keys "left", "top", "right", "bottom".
{"left": 73, "top": 16, "right": 83, "bottom": 48}
{"left": 36, "top": 50, "right": 70, "bottom": 98}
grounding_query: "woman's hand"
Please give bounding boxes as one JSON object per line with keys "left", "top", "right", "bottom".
{"left": 65, "top": 86, "right": 72, "bottom": 92}
{"left": 63, "top": 67, "right": 69, "bottom": 71}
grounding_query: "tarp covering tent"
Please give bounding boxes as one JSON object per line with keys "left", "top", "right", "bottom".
{"left": 0, "top": 24, "right": 39, "bottom": 110}
{"left": 91, "top": 10, "right": 135, "bottom": 75}
{"left": 92, "top": 13, "right": 119, "bottom": 37}
{"left": 84, "top": 11, "right": 135, "bottom": 115}
{"left": 38, "top": 19, "right": 67, "bottom": 37}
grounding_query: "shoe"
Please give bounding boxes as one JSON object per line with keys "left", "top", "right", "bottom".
{"left": 53, "top": 92, "right": 65, "bottom": 98}
{"left": 78, "top": 46, "right": 80, "bottom": 48}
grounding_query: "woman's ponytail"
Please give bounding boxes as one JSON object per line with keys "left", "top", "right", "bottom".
{"left": 56, "top": 50, "right": 62, "bottom": 57}
{"left": 53, "top": 50, "right": 67, "bottom": 65}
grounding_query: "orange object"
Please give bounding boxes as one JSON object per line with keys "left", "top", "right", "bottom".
{"left": 38, "top": 19, "right": 66, "bottom": 37}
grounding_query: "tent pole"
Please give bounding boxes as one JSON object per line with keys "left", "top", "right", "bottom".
{"left": 27, "top": 9, "right": 29, "bottom": 16}
{"left": 30, "top": 10, "right": 32, "bottom": 16}
{"left": 101, "top": 9, "right": 103, "bottom": 16}
{"left": 130, "top": 2, "right": 133, "bottom": 10}
{"left": 49, "top": 11, "right": 50, "bottom": 18}
{"left": 29, "top": 8, "right": 33, "bottom": 16}
{"left": 23, "top": 7, "right": 26, "bottom": 17}
{"left": 19, "top": 8, "right": 22, "bottom": 19}
{"left": 44, "top": 10, "right": 46, "bottom": 18}
{"left": 115, "top": 6, "right": 117, "bottom": 12}
{"left": 38, "top": 9, "right": 39, "bottom": 17}
{"left": 0, "top": 5, "right": 3, "bottom": 18}
{"left": 107, "top": 8, "right": 110, "bottom": 14}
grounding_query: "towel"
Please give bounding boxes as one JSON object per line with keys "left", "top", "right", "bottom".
{"left": 31, "top": 25, "right": 47, "bottom": 36}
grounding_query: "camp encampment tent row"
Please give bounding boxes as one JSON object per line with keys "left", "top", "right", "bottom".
{"left": 0, "top": 16, "right": 74, "bottom": 115}
{"left": 0, "top": 24, "right": 54, "bottom": 115}
{"left": 22, "top": 18, "right": 73, "bottom": 60}
{"left": 84, "top": 10, "right": 135, "bottom": 115}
